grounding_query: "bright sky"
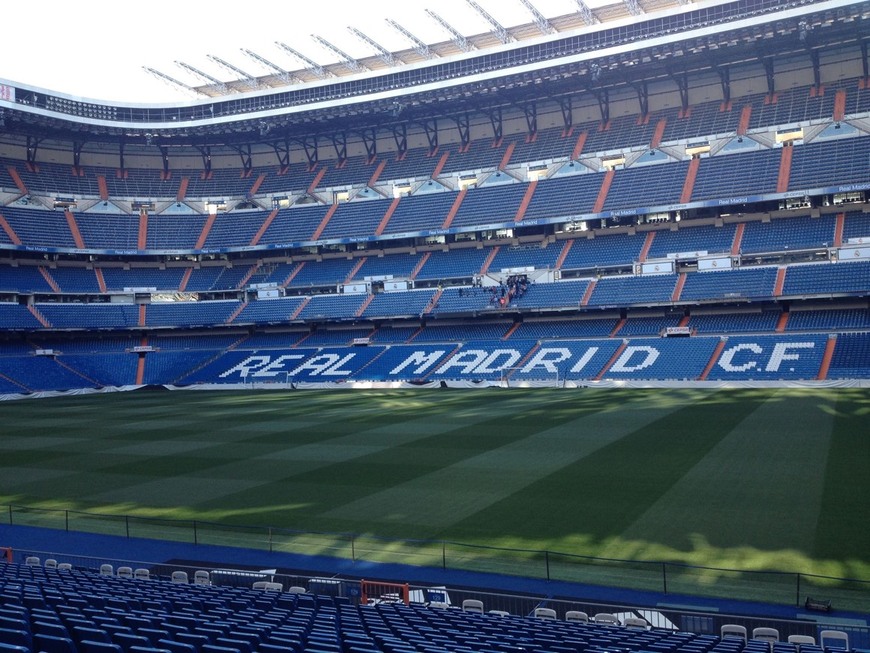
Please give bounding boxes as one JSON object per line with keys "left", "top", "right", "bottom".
{"left": 0, "top": 0, "right": 598, "bottom": 105}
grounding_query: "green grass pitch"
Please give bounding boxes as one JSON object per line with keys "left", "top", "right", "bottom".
{"left": 1, "top": 387, "right": 868, "bottom": 585}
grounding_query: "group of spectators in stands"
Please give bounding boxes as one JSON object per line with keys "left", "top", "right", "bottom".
{"left": 489, "top": 275, "right": 529, "bottom": 306}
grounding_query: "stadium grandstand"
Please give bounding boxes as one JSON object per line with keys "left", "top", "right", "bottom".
{"left": 0, "top": 0, "right": 869, "bottom": 651}
{"left": 0, "top": 1, "right": 868, "bottom": 391}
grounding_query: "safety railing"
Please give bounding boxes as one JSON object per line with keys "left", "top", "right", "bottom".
{"left": 4, "top": 503, "right": 869, "bottom": 615}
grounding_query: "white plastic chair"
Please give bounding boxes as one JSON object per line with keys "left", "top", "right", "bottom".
{"left": 57, "top": 563, "right": 72, "bottom": 571}
{"left": 566, "top": 611, "right": 589, "bottom": 622}
{"left": 624, "top": 616, "right": 649, "bottom": 630}
{"left": 753, "top": 627, "right": 780, "bottom": 643}
{"left": 25, "top": 556, "right": 40, "bottom": 567}
{"left": 787, "top": 635, "right": 816, "bottom": 646}
{"left": 534, "top": 607, "right": 557, "bottom": 620}
{"left": 134, "top": 568, "right": 150, "bottom": 580}
{"left": 171, "top": 570, "right": 189, "bottom": 584}
{"left": 117, "top": 566, "right": 133, "bottom": 579}
{"left": 462, "top": 599, "right": 484, "bottom": 614}
{"left": 722, "top": 624, "right": 748, "bottom": 641}
{"left": 99, "top": 564, "right": 114, "bottom": 577}
{"left": 194, "top": 570, "right": 210, "bottom": 586}
{"left": 287, "top": 586, "right": 307, "bottom": 593}
{"left": 44, "top": 558, "right": 58, "bottom": 569}
{"left": 820, "top": 630, "right": 849, "bottom": 650}
{"left": 252, "top": 580, "right": 282, "bottom": 591}
{"left": 594, "top": 613, "right": 619, "bottom": 625}
{"left": 488, "top": 610, "right": 510, "bottom": 616}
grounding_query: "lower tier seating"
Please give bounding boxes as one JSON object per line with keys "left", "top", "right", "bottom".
{"left": 0, "top": 560, "right": 853, "bottom": 653}
{"left": 0, "top": 328, "right": 864, "bottom": 392}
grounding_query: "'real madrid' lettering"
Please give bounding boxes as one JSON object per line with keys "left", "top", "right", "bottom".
{"left": 435, "top": 348, "right": 522, "bottom": 375}
{"left": 287, "top": 353, "right": 356, "bottom": 376}
{"left": 717, "top": 342, "right": 815, "bottom": 372}
{"left": 220, "top": 354, "right": 306, "bottom": 378}
{"left": 435, "top": 349, "right": 488, "bottom": 375}
{"left": 517, "top": 347, "right": 601, "bottom": 374}
{"left": 765, "top": 342, "right": 814, "bottom": 372}
{"left": 474, "top": 349, "right": 522, "bottom": 374}
{"left": 718, "top": 343, "right": 763, "bottom": 372}
{"left": 215, "top": 339, "right": 820, "bottom": 382}
{"left": 610, "top": 346, "right": 659, "bottom": 372}
{"left": 390, "top": 350, "right": 448, "bottom": 376}
{"left": 219, "top": 352, "right": 359, "bottom": 379}
{"left": 520, "top": 348, "right": 572, "bottom": 374}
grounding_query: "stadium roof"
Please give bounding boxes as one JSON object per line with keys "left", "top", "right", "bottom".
{"left": 175, "top": 0, "right": 712, "bottom": 98}
{"left": 0, "top": 0, "right": 866, "bottom": 151}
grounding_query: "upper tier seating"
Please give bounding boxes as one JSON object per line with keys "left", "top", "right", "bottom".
{"left": 203, "top": 211, "right": 265, "bottom": 249}
{"left": 320, "top": 200, "right": 391, "bottom": 240}
{"left": 679, "top": 267, "right": 780, "bottom": 302}
{"left": 258, "top": 205, "right": 330, "bottom": 246}
{"left": 450, "top": 182, "right": 528, "bottom": 228}
{"left": 415, "top": 248, "right": 490, "bottom": 282}
{"left": 0, "top": 303, "right": 44, "bottom": 329}
{"left": 144, "top": 301, "right": 239, "bottom": 328}
{"left": 381, "top": 191, "right": 456, "bottom": 235}
{"left": 786, "top": 308, "right": 870, "bottom": 331}
{"left": 0, "top": 206, "right": 76, "bottom": 248}
{"left": 842, "top": 211, "right": 870, "bottom": 243}
{"left": 690, "top": 148, "right": 780, "bottom": 201}
{"left": 788, "top": 137, "right": 870, "bottom": 192}
{"left": 587, "top": 274, "right": 677, "bottom": 307}
{"left": 688, "top": 312, "right": 781, "bottom": 334}
{"left": 559, "top": 234, "right": 644, "bottom": 271}
{"left": 362, "top": 289, "right": 434, "bottom": 319}
{"left": 604, "top": 160, "right": 690, "bottom": 211}
{"left": 489, "top": 243, "right": 561, "bottom": 272}
{"left": 511, "top": 317, "right": 619, "bottom": 339}
{"left": 233, "top": 296, "right": 307, "bottom": 325}
{"left": 1, "top": 78, "right": 864, "bottom": 206}
{"left": 740, "top": 215, "right": 837, "bottom": 254}
{"left": 1, "top": 136, "right": 867, "bottom": 255}
{"left": 0, "top": 266, "right": 55, "bottom": 293}
{"left": 782, "top": 261, "right": 870, "bottom": 297}
{"left": 2, "top": 257, "right": 867, "bottom": 333}
{"left": 645, "top": 224, "right": 737, "bottom": 260}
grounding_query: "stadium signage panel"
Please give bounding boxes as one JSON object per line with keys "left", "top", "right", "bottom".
{"left": 697, "top": 256, "right": 733, "bottom": 271}
{"left": 213, "top": 339, "right": 821, "bottom": 381}
{"left": 838, "top": 246, "right": 870, "bottom": 260}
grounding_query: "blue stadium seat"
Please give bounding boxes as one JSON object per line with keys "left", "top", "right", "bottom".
{"left": 33, "top": 634, "right": 78, "bottom": 653}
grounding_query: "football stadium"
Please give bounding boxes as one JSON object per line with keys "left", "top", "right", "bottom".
{"left": 1, "top": 0, "right": 869, "bottom": 651}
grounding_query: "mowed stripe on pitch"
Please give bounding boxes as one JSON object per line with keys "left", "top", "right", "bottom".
{"left": 3, "top": 391, "right": 477, "bottom": 508}
{"left": 442, "top": 390, "right": 767, "bottom": 550}
{"left": 322, "top": 390, "right": 696, "bottom": 532}
{"left": 190, "top": 391, "right": 594, "bottom": 531}
{"left": 97, "top": 393, "right": 544, "bottom": 527}
{"left": 604, "top": 389, "right": 836, "bottom": 562}
{"left": 813, "top": 389, "right": 870, "bottom": 563}
{"left": 88, "top": 394, "right": 485, "bottom": 505}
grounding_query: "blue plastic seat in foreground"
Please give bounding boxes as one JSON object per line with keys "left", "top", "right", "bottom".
{"left": 33, "top": 634, "right": 78, "bottom": 653}
{"left": 79, "top": 641, "right": 124, "bottom": 653}
{"left": 0, "top": 644, "right": 29, "bottom": 653}
{"left": 112, "top": 632, "right": 152, "bottom": 652}
{"left": 0, "top": 627, "right": 31, "bottom": 649}
{"left": 157, "top": 640, "right": 196, "bottom": 653}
